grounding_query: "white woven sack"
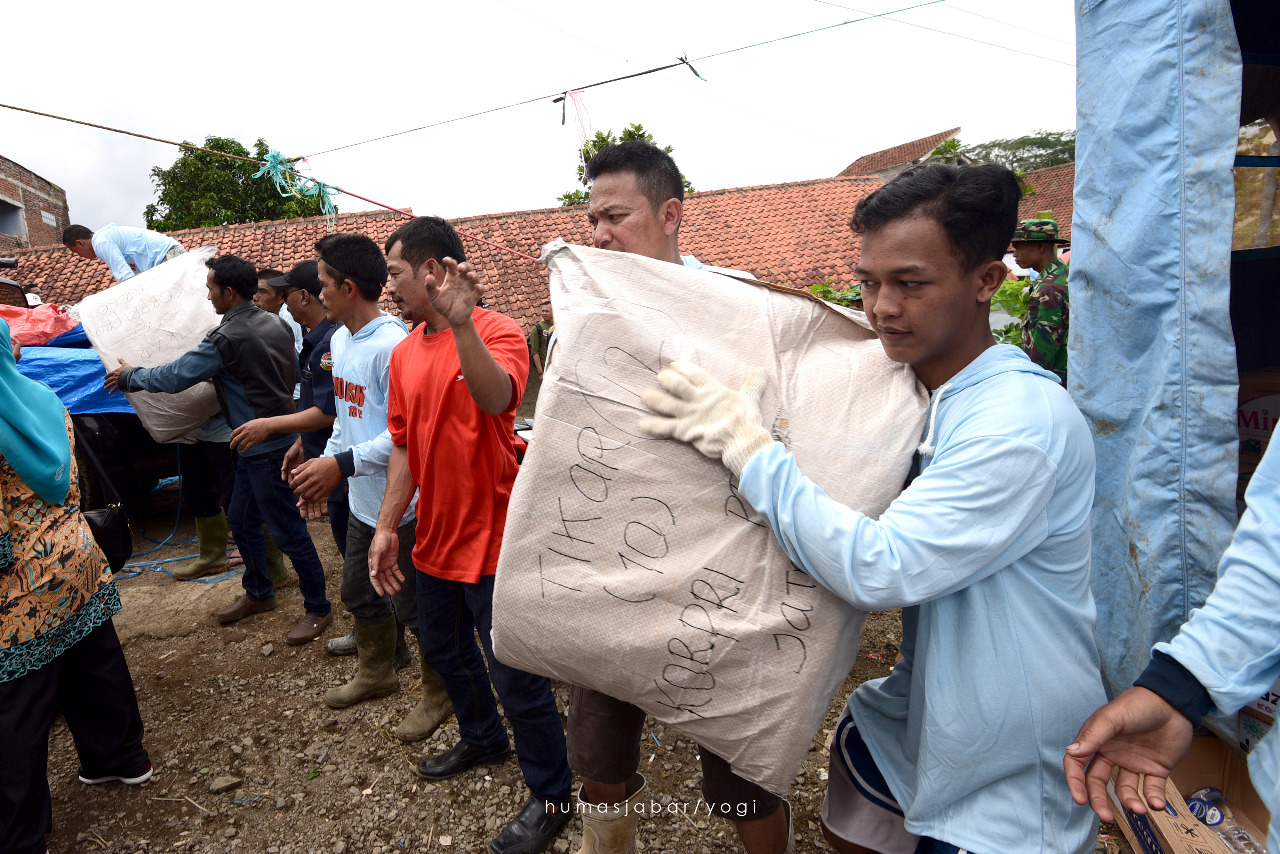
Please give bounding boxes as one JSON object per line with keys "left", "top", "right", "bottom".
{"left": 492, "top": 241, "right": 929, "bottom": 795}
{"left": 79, "top": 245, "right": 222, "bottom": 443}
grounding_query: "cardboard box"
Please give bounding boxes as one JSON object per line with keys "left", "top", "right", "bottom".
{"left": 1238, "top": 368, "right": 1280, "bottom": 461}
{"left": 1244, "top": 677, "right": 1280, "bottom": 723}
{"left": 1238, "top": 676, "right": 1280, "bottom": 754}
{"left": 1238, "top": 707, "right": 1274, "bottom": 755}
{"left": 1109, "top": 735, "right": 1271, "bottom": 854}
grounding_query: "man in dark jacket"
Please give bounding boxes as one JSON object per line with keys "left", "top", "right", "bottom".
{"left": 104, "top": 254, "right": 332, "bottom": 645}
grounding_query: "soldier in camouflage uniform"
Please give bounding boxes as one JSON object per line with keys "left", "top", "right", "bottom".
{"left": 1012, "top": 216, "right": 1070, "bottom": 383}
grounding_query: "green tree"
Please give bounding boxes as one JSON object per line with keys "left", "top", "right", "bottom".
{"left": 145, "top": 136, "right": 331, "bottom": 230}
{"left": 990, "top": 277, "right": 1030, "bottom": 346}
{"left": 959, "top": 130, "right": 1076, "bottom": 173}
{"left": 926, "top": 137, "right": 967, "bottom": 165}
{"left": 805, "top": 278, "right": 861, "bottom": 308}
{"left": 558, "top": 123, "right": 695, "bottom": 207}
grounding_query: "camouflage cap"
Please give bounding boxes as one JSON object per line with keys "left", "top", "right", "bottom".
{"left": 1011, "top": 218, "right": 1063, "bottom": 243}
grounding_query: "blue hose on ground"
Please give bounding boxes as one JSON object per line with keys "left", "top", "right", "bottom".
{"left": 114, "top": 557, "right": 244, "bottom": 584}
{"left": 125, "top": 451, "right": 185, "bottom": 559}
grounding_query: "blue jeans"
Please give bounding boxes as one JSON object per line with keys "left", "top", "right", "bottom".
{"left": 228, "top": 447, "right": 330, "bottom": 616}
{"left": 416, "top": 571, "right": 571, "bottom": 804}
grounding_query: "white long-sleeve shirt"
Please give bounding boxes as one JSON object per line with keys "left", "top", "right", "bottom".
{"left": 1157, "top": 438, "right": 1280, "bottom": 853}
{"left": 91, "top": 224, "right": 182, "bottom": 282}
{"left": 738, "top": 345, "right": 1104, "bottom": 853}
{"left": 323, "top": 314, "right": 416, "bottom": 527}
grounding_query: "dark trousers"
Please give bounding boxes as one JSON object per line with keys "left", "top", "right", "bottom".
{"left": 415, "top": 571, "right": 571, "bottom": 804}
{"left": 177, "top": 440, "right": 234, "bottom": 518}
{"left": 228, "top": 447, "right": 330, "bottom": 616}
{"left": 0, "top": 619, "right": 148, "bottom": 854}
{"left": 342, "top": 516, "right": 415, "bottom": 629}
{"left": 327, "top": 481, "right": 350, "bottom": 558}
{"left": 567, "top": 686, "right": 781, "bottom": 820}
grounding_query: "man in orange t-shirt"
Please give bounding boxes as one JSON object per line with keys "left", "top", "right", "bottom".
{"left": 368, "top": 216, "right": 572, "bottom": 854}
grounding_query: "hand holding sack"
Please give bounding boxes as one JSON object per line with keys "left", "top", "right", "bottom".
{"left": 638, "top": 361, "right": 772, "bottom": 477}
{"left": 492, "top": 241, "right": 928, "bottom": 795}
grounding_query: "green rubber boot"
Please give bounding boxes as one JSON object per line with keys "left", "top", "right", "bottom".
{"left": 323, "top": 619, "right": 399, "bottom": 709}
{"left": 172, "top": 513, "right": 231, "bottom": 580}
{"left": 395, "top": 630, "right": 454, "bottom": 742}
{"left": 264, "top": 525, "right": 292, "bottom": 588}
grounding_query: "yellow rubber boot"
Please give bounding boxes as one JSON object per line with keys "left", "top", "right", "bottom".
{"left": 172, "top": 513, "right": 230, "bottom": 580}
{"left": 577, "top": 774, "right": 645, "bottom": 854}
{"left": 395, "top": 656, "right": 455, "bottom": 742}
{"left": 323, "top": 619, "right": 399, "bottom": 708}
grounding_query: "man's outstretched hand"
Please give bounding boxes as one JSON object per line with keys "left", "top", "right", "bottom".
{"left": 1063, "top": 686, "right": 1195, "bottom": 822}
{"left": 637, "top": 361, "right": 772, "bottom": 476}
{"left": 230, "top": 418, "right": 274, "bottom": 452}
{"left": 428, "top": 257, "right": 484, "bottom": 328}
{"left": 103, "top": 358, "right": 134, "bottom": 393}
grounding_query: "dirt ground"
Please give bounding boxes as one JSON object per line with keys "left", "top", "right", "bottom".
{"left": 43, "top": 484, "right": 1131, "bottom": 854}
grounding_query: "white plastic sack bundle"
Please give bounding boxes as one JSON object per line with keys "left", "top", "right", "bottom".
{"left": 79, "top": 245, "right": 222, "bottom": 444}
{"left": 492, "top": 241, "right": 929, "bottom": 795}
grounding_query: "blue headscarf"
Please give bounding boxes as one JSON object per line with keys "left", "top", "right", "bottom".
{"left": 0, "top": 319, "right": 71, "bottom": 505}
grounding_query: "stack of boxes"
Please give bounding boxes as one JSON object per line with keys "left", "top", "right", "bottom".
{"left": 1234, "top": 371, "right": 1280, "bottom": 759}
{"left": 1239, "top": 685, "right": 1277, "bottom": 754}
{"left": 1237, "top": 368, "right": 1280, "bottom": 513}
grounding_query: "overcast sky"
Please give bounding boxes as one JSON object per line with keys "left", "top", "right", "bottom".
{"left": 5, "top": 1, "right": 1075, "bottom": 236}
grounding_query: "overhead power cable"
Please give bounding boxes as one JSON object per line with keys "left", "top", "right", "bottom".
{"left": 809, "top": 0, "right": 1074, "bottom": 67}
{"left": 695, "top": 0, "right": 945, "bottom": 61}
{"left": 302, "top": 0, "right": 947, "bottom": 160}
{"left": 0, "top": 102, "right": 265, "bottom": 163}
{"left": 303, "top": 58, "right": 705, "bottom": 160}
{"left": 0, "top": 101, "right": 540, "bottom": 261}
{"left": 0, "top": 0, "right": 990, "bottom": 262}
{"left": 942, "top": 3, "right": 1074, "bottom": 46}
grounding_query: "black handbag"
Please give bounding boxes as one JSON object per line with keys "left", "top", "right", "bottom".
{"left": 72, "top": 425, "right": 133, "bottom": 574}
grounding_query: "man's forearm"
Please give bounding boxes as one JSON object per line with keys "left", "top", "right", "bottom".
{"left": 122, "top": 340, "right": 222, "bottom": 394}
{"left": 260, "top": 408, "right": 335, "bottom": 436}
{"left": 453, "top": 318, "right": 513, "bottom": 415}
{"left": 375, "top": 445, "right": 416, "bottom": 532}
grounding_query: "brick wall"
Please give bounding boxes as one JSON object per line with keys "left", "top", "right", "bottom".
{"left": 0, "top": 156, "right": 70, "bottom": 249}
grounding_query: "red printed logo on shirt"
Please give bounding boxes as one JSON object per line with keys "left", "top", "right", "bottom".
{"left": 334, "top": 375, "right": 366, "bottom": 419}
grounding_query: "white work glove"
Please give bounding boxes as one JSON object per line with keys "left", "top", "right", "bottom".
{"left": 637, "top": 361, "right": 772, "bottom": 476}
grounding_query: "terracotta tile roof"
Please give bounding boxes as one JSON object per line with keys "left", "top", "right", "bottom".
{"left": 839, "top": 128, "right": 961, "bottom": 178}
{"left": 11, "top": 175, "right": 884, "bottom": 333}
{"left": 449, "top": 175, "right": 884, "bottom": 328}
{"left": 10, "top": 209, "right": 414, "bottom": 310}
{"left": 1018, "top": 162, "right": 1074, "bottom": 242}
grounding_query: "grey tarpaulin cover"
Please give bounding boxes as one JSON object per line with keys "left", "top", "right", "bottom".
{"left": 79, "top": 246, "right": 222, "bottom": 444}
{"left": 492, "top": 240, "right": 929, "bottom": 795}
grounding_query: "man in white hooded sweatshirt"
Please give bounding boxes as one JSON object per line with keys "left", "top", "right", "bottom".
{"left": 638, "top": 163, "right": 1106, "bottom": 854}
{"left": 288, "top": 233, "right": 453, "bottom": 742}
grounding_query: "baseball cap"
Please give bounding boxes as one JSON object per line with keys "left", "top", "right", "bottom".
{"left": 268, "top": 260, "right": 321, "bottom": 297}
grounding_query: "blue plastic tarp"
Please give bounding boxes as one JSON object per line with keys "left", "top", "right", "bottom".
{"left": 1074, "top": 0, "right": 1242, "bottom": 695}
{"left": 18, "top": 346, "right": 134, "bottom": 415}
{"left": 46, "top": 324, "right": 90, "bottom": 348}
